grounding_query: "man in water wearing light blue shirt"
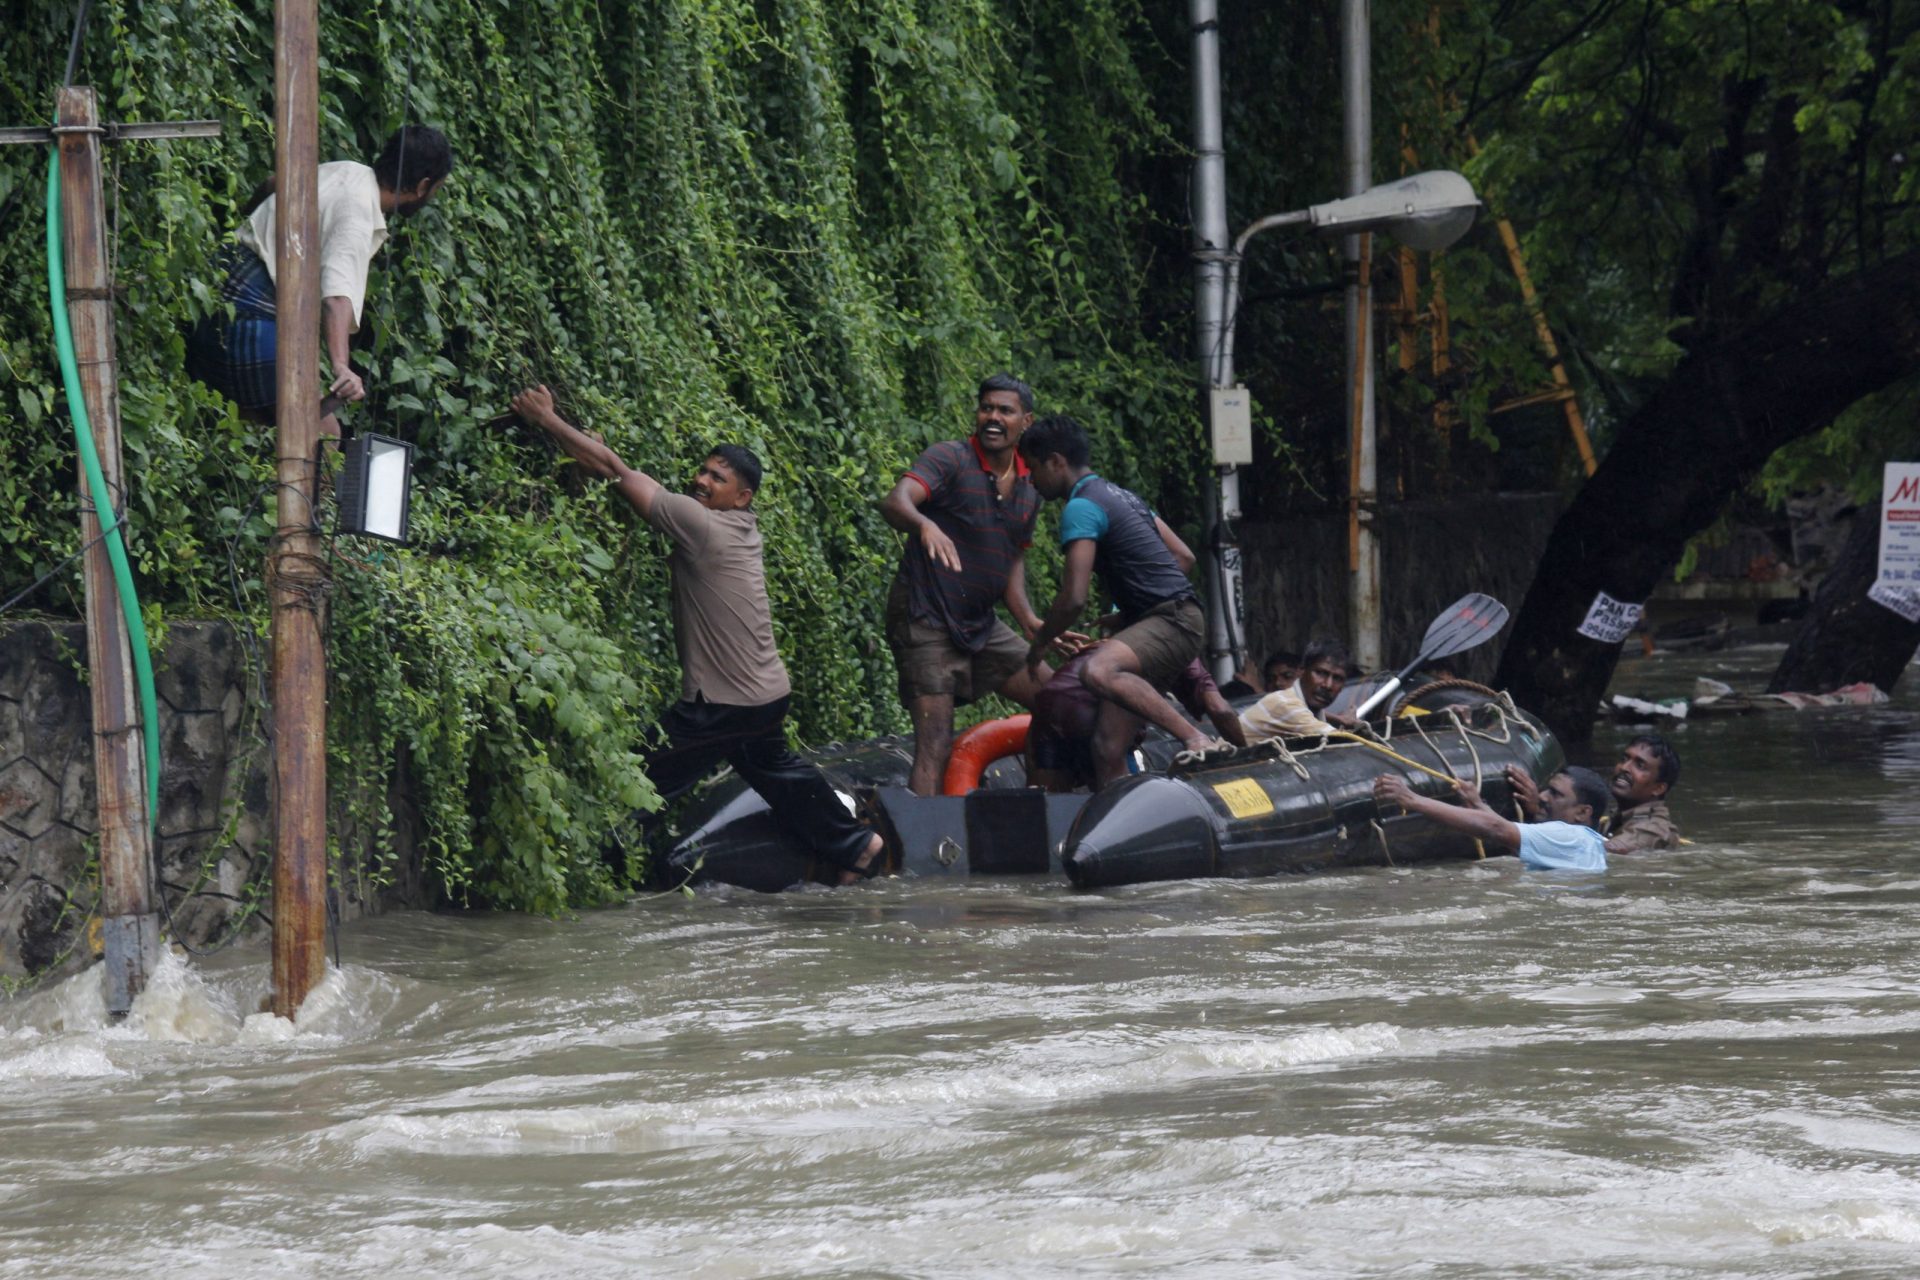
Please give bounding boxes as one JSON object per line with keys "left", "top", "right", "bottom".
{"left": 1372, "top": 766, "right": 1611, "bottom": 872}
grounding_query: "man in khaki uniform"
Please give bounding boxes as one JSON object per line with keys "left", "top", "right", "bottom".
{"left": 1604, "top": 734, "right": 1681, "bottom": 854}
{"left": 510, "top": 385, "right": 884, "bottom": 884}
{"left": 1504, "top": 733, "right": 1681, "bottom": 855}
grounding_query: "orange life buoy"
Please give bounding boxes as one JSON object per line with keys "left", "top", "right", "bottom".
{"left": 942, "top": 715, "right": 1031, "bottom": 796}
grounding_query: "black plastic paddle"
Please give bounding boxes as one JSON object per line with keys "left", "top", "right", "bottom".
{"left": 1353, "top": 592, "right": 1510, "bottom": 720}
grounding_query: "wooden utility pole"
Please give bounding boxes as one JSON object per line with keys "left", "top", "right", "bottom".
{"left": 56, "top": 87, "right": 157, "bottom": 1017}
{"left": 270, "top": 0, "right": 328, "bottom": 1019}
{"left": 4, "top": 99, "right": 219, "bottom": 1017}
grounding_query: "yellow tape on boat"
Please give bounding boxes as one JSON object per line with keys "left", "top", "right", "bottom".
{"left": 1211, "top": 777, "right": 1274, "bottom": 819}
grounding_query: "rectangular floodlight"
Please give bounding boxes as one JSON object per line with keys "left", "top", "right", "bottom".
{"left": 337, "top": 432, "right": 414, "bottom": 544}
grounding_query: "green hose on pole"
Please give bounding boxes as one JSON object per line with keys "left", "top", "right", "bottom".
{"left": 45, "top": 146, "right": 162, "bottom": 831}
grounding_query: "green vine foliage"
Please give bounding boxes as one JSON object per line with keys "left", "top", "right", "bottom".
{"left": 0, "top": 0, "right": 1192, "bottom": 909}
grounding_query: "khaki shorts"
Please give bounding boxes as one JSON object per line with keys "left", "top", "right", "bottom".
{"left": 1109, "top": 597, "right": 1205, "bottom": 692}
{"left": 885, "top": 577, "right": 1029, "bottom": 704}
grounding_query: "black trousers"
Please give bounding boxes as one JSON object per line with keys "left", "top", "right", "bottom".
{"left": 635, "top": 695, "right": 872, "bottom": 871}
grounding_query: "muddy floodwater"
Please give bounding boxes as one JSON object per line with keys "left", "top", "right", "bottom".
{"left": 5, "top": 648, "right": 1919, "bottom": 1278}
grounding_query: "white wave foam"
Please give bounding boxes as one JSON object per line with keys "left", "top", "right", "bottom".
{"left": 320, "top": 1021, "right": 1406, "bottom": 1159}
{"left": 1800, "top": 877, "right": 1902, "bottom": 896}
{"left": 1760, "top": 1109, "right": 1920, "bottom": 1156}
{"left": 1368, "top": 905, "right": 1493, "bottom": 929}
{"left": 127, "top": 949, "right": 244, "bottom": 1043}
{"left": 0, "top": 963, "right": 108, "bottom": 1036}
{"left": 0, "top": 1038, "right": 127, "bottom": 1081}
{"left": 1512, "top": 984, "right": 1647, "bottom": 1006}
{"left": 1760, "top": 1202, "right": 1920, "bottom": 1245}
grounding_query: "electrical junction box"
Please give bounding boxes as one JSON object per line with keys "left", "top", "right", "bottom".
{"left": 1209, "top": 386, "right": 1254, "bottom": 467}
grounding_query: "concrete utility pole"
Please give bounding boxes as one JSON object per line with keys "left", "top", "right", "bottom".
{"left": 270, "top": 0, "right": 329, "bottom": 1019}
{"left": 1189, "top": 0, "right": 1249, "bottom": 682}
{"left": 55, "top": 87, "right": 158, "bottom": 1016}
{"left": 1343, "top": 0, "right": 1383, "bottom": 672}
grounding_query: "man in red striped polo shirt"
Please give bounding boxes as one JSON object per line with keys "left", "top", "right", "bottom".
{"left": 879, "top": 374, "right": 1057, "bottom": 795}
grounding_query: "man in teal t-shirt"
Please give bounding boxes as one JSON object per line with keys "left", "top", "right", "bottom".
{"left": 1372, "top": 766, "right": 1610, "bottom": 872}
{"left": 1018, "top": 414, "right": 1216, "bottom": 785}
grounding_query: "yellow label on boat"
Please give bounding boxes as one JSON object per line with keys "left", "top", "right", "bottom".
{"left": 1211, "top": 777, "right": 1273, "bottom": 819}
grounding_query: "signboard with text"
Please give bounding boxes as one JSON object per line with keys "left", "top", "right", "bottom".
{"left": 1871, "top": 461, "right": 1920, "bottom": 622}
{"left": 1577, "top": 590, "right": 1644, "bottom": 644}
{"left": 1875, "top": 461, "right": 1920, "bottom": 588}
{"left": 1869, "top": 581, "right": 1920, "bottom": 624}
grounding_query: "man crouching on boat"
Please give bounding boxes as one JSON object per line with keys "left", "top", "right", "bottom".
{"left": 1027, "top": 647, "right": 1247, "bottom": 792}
{"left": 510, "top": 385, "right": 885, "bottom": 885}
{"left": 1372, "top": 766, "right": 1611, "bottom": 871}
{"left": 1238, "top": 638, "right": 1356, "bottom": 741}
{"left": 1019, "top": 414, "right": 1222, "bottom": 786}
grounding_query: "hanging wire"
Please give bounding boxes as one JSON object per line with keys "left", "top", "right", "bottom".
{"left": 63, "top": 0, "right": 93, "bottom": 87}
{"left": 366, "top": 0, "right": 421, "bottom": 434}
{"left": 0, "top": 520, "right": 116, "bottom": 618}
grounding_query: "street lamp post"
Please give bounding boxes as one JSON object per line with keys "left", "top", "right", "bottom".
{"left": 1204, "top": 169, "right": 1479, "bottom": 672}
{"left": 1189, "top": 0, "right": 1246, "bottom": 684}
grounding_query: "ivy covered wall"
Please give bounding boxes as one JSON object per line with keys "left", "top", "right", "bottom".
{"left": 0, "top": 0, "right": 1199, "bottom": 912}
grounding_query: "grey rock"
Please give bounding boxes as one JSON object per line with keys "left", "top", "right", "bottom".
{"left": 0, "top": 758, "right": 62, "bottom": 839}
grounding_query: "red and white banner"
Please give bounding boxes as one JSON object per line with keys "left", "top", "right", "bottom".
{"left": 1872, "top": 462, "right": 1920, "bottom": 621}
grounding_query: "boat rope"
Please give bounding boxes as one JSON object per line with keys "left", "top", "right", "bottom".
{"left": 1370, "top": 818, "right": 1396, "bottom": 866}
{"left": 1446, "top": 706, "right": 1486, "bottom": 790}
{"left": 1328, "top": 730, "right": 1469, "bottom": 791}
{"left": 1403, "top": 708, "right": 1469, "bottom": 789}
{"left": 1267, "top": 737, "right": 1315, "bottom": 781}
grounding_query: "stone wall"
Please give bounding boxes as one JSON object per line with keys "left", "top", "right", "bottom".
{"left": 1238, "top": 492, "right": 1563, "bottom": 682}
{"left": 0, "top": 620, "right": 394, "bottom": 985}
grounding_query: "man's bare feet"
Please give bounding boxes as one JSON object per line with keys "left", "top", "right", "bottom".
{"left": 837, "top": 832, "right": 887, "bottom": 886}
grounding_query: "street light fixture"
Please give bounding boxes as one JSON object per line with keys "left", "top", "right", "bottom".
{"left": 1199, "top": 169, "right": 1478, "bottom": 677}
{"left": 1217, "top": 171, "right": 1480, "bottom": 365}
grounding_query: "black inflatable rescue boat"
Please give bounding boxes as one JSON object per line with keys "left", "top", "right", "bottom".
{"left": 659, "top": 685, "right": 1561, "bottom": 892}
{"left": 1061, "top": 689, "right": 1561, "bottom": 888}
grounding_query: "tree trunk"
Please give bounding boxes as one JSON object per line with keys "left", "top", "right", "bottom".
{"left": 1495, "top": 248, "right": 1920, "bottom": 747}
{"left": 1767, "top": 503, "right": 1920, "bottom": 694}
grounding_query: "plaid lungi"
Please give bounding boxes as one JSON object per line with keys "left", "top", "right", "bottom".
{"left": 186, "top": 246, "right": 279, "bottom": 412}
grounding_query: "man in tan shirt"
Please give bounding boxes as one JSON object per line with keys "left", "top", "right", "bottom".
{"left": 510, "top": 385, "right": 884, "bottom": 884}
{"left": 1503, "top": 734, "right": 1682, "bottom": 855}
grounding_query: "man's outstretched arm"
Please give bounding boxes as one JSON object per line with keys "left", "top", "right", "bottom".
{"left": 1372, "top": 774, "right": 1521, "bottom": 851}
{"left": 512, "top": 385, "right": 664, "bottom": 518}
